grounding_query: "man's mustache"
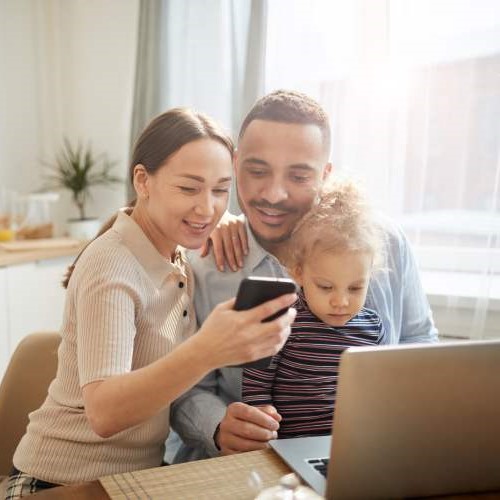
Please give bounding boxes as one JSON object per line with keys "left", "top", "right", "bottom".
{"left": 249, "top": 199, "right": 299, "bottom": 214}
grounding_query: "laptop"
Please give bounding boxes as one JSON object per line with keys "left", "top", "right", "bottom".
{"left": 270, "top": 340, "right": 500, "bottom": 499}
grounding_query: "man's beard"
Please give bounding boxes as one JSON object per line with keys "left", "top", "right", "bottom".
{"left": 249, "top": 223, "right": 293, "bottom": 246}
{"left": 248, "top": 198, "right": 298, "bottom": 215}
{"left": 236, "top": 188, "right": 304, "bottom": 250}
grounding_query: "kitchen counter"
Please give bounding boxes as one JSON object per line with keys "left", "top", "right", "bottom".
{"left": 0, "top": 240, "right": 85, "bottom": 267}
{"left": 0, "top": 240, "right": 84, "bottom": 379}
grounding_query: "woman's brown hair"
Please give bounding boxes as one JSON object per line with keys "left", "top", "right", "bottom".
{"left": 62, "top": 108, "right": 234, "bottom": 288}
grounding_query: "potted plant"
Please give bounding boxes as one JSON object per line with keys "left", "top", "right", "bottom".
{"left": 42, "top": 139, "right": 123, "bottom": 239}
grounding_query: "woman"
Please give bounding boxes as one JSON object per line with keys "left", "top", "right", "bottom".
{"left": 5, "top": 108, "right": 296, "bottom": 497}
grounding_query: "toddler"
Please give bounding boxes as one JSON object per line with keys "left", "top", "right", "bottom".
{"left": 242, "top": 179, "right": 385, "bottom": 438}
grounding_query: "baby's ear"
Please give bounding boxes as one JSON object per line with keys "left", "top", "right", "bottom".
{"left": 289, "top": 265, "right": 304, "bottom": 286}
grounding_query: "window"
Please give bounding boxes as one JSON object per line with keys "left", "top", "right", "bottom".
{"left": 265, "top": 0, "right": 500, "bottom": 294}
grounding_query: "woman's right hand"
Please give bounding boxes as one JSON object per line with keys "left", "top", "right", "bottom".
{"left": 196, "top": 293, "right": 297, "bottom": 369}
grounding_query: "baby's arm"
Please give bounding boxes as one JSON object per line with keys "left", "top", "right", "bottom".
{"left": 242, "top": 353, "right": 281, "bottom": 407}
{"left": 376, "top": 315, "right": 387, "bottom": 344}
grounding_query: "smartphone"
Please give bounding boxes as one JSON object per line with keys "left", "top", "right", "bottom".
{"left": 233, "top": 276, "right": 298, "bottom": 369}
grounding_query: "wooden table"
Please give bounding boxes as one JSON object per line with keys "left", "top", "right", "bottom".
{"left": 32, "top": 449, "right": 289, "bottom": 499}
{"left": 32, "top": 449, "right": 500, "bottom": 500}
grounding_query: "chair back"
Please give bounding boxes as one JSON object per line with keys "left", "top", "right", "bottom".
{"left": 0, "top": 332, "right": 60, "bottom": 476}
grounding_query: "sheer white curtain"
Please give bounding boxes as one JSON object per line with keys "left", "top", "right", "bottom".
{"left": 159, "top": 0, "right": 267, "bottom": 137}
{"left": 130, "top": 0, "right": 267, "bottom": 210}
{"left": 266, "top": 0, "right": 500, "bottom": 339}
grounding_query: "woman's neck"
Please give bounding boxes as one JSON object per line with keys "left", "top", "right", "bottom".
{"left": 130, "top": 205, "right": 177, "bottom": 261}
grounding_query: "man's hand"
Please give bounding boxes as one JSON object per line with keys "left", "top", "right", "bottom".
{"left": 200, "top": 213, "right": 248, "bottom": 272}
{"left": 215, "top": 402, "right": 281, "bottom": 455}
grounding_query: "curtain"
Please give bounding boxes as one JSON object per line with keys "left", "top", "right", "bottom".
{"left": 235, "top": 0, "right": 268, "bottom": 133}
{"left": 128, "top": 0, "right": 167, "bottom": 200}
{"left": 158, "top": 0, "right": 267, "bottom": 135}
{"left": 130, "top": 0, "right": 267, "bottom": 210}
{"left": 265, "top": 0, "right": 500, "bottom": 340}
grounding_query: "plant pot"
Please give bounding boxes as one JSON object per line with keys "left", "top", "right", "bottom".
{"left": 67, "top": 218, "right": 101, "bottom": 240}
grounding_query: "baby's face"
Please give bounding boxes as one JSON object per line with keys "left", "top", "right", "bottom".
{"left": 296, "top": 249, "right": 372, "bottom": 327}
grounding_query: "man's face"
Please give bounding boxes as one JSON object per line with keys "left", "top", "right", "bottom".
{"left": 235, "top": 119, "right": 330, "bottom": 253}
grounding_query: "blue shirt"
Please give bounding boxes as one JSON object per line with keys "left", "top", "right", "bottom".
{"left": 169, "top": 216, "right": 438, "bottom": 460}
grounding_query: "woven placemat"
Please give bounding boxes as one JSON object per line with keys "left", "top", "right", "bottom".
{"left": 100, "top": 449, "right": 291, "bottom": 499}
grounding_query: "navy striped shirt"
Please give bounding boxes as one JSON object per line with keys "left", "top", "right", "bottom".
{"left": 242, "top": 293, "right": 385, "bottom": 438}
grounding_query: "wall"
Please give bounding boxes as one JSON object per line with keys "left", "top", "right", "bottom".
{"left": 0, "top": 0, "right": 139, "bottom": 232}
{"left": 0, "top": 2, "right": 42, "bottom": 192}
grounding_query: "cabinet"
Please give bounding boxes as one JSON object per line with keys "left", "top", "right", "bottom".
{"left": 0, "top": 256, "right": 72, "bottom": 379}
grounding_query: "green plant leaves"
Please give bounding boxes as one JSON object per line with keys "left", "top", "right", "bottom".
{"left": 41, "top": 139, "right": 123, "bottom": 219}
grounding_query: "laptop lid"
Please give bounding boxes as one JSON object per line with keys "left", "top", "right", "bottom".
{"left": 327, "top": 340, "right": 500, "bottom": 499}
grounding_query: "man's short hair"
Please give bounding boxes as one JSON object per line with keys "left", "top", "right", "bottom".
{"left": 238, "top": 89, "right": 331, "bottom": 154}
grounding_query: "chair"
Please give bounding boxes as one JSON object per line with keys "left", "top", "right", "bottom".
{"left": 0, "top": 332, "right": 60, "bottom": 483}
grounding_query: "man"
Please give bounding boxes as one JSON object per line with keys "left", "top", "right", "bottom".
{"left": 170, "top": 89, "right": 438, "bottom": 461}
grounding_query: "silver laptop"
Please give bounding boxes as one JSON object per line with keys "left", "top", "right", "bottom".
{"left": 270, "top": 340, "right": 500, "bottom": 499}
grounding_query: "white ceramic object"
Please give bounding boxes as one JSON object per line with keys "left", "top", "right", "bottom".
{"left": 66, "top": 218, "right": 101, "bottom": 241}
{"left": 254, "top": 473, "right": 323, "bottom": 500}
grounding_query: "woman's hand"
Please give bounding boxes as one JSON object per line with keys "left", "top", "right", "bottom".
{"left": 200, "top": 212, "right": 249, "bottom": 272}
{"left": 195, "top": 293, "right": 297, "bottom": 369}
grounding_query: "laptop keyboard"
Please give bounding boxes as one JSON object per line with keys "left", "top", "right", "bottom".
{"left": 306, "top": 457, "right": 329, "bottom": 477}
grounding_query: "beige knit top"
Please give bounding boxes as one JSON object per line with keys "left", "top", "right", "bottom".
{"left": 13, "top": 212, "right": 196, "bottom": 484}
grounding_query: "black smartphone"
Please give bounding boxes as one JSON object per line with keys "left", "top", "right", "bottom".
{"left": 233, "top": 276, "right": 298, "bottom": 369}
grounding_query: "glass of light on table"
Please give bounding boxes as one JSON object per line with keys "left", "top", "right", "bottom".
{"left": 0, "top": 188, "right": 15, "bottom": 242}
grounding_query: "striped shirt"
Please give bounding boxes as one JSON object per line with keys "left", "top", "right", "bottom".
{"left": 242, "top": 293, "right": 384, "bottom": 438}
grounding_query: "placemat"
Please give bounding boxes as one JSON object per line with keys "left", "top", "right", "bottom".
{"left": 100, "top": 449, "right": 291, "bottom": 499}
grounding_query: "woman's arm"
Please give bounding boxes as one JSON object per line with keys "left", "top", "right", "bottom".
{"left": 83, "top": 333, "right": 215, "bottom": 438}
{"left": 83, "top": 294, "right": 297, "bottom": 438}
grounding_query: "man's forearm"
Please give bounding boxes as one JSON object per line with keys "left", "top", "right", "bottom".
{"left": 170, "top": 378, "right": 228, "bottom": 457}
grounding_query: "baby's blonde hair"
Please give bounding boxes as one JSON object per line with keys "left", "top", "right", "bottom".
{"left": 284, "top": 178, "right": 384, "bottom": 273}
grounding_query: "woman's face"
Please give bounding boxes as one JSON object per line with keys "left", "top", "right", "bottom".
{"left": 135, "top": 138, "right": 232, "bottom": 258}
